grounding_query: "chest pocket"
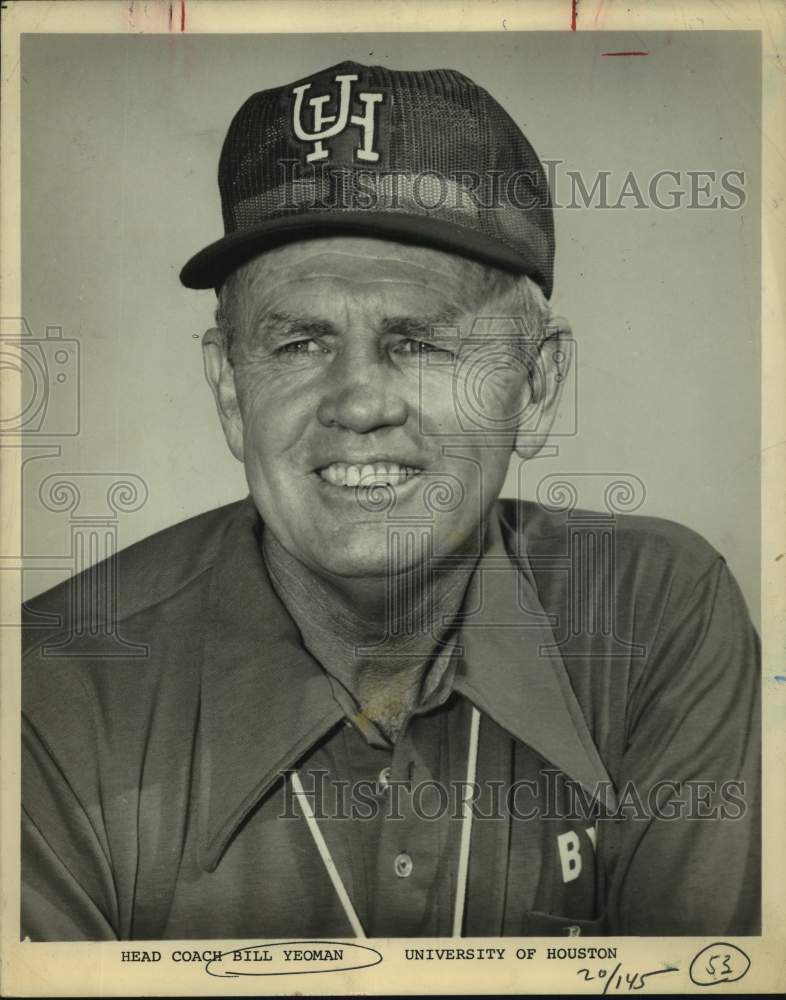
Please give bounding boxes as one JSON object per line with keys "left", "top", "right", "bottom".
{"left": 497, "top": 817, "right": 602, "bottom": 934}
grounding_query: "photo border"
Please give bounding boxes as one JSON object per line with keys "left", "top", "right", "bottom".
{"left": 1, "top": 1, "right": 783, "bottom": 995}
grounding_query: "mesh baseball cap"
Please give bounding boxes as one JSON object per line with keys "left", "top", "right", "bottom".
{"left": 180, "top": 60, "right": 555, "bottom": 297}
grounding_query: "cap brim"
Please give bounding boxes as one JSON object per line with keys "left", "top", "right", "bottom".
{"left": 179, "top": 212, "right": 552, "bottom": 298}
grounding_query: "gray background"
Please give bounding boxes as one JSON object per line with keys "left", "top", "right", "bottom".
{"left": 20, "top": 32, "right": 761, "bottom": 622}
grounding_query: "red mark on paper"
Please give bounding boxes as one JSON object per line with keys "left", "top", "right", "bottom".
{"left": 602, "top": 51, "right": 649, "bottom": 56}
{"left": 180, "top": 0, "right": 186, "bottom": 31}
{"left": 571, "top": 0, "right": 579, "bottom": 31}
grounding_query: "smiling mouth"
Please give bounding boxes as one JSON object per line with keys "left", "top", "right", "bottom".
{"left": 318, "top": 461, "right": 423, "bottom": 488}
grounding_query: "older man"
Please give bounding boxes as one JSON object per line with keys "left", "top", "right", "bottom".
{"left": 22, "top": 61, "right": 759, "bottom": 940}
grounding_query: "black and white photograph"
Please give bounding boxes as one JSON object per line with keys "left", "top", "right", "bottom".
{"left": 1, "top": 0, "right": 783, "bottom": 995}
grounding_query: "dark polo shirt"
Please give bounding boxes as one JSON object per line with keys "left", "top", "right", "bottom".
{"left": 21, "top": 497, "right": 760, "bottom": 940}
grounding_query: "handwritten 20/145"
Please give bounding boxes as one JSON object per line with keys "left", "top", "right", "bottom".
{"left": 576, "top": 962, "right": 678, "bottom": 993}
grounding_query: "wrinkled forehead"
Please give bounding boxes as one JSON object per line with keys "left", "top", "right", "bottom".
{"left": 223, "top": 236, "right": 502, "bottom": 320}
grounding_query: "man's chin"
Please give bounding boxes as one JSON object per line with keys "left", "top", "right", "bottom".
{"left": 307, "top": 541, "right": 410, "bottom": 581}
{"left": 297, "top": 522, "right": 430, "bottom": 580}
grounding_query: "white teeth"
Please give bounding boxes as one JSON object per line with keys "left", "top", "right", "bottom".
{"left": 318, "top": 462, "right": 422, "bottom": 488}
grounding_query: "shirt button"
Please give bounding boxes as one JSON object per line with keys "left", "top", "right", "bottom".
{"left": 377, "top": 767, "right": 392, "bottom": 790}
{"left": 394, "top": 852, "right": 413, "bottom": 878}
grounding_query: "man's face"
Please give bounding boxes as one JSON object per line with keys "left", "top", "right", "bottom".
{"left": 205, "top": 236, "right": 545, "bottom": 580}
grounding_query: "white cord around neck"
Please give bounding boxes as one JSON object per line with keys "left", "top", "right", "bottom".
{"left": 290, "top": 705, "right": 481, "bottom": 939}
{"left": 453, "top": 703, "right": 481, "bottom": 936}
{"left": 290, "top": 769, "right": 366, "bottom": 937}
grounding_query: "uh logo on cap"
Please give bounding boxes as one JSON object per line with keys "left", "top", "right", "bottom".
{"left": 291, "top": 72, "right": 384, "bottom": 164}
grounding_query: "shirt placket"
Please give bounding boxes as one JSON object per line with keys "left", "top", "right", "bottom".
{"left": 294, "top": 655, "right": 485, "bottom": 937}
{"left": 362, "top": 718, "right": 444, "bottom": 937}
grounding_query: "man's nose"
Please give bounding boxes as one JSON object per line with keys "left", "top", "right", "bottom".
{"left": 316, "top": 346, "right": 408, "bottom": 433}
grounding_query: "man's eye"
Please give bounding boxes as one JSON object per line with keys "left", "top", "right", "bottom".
{"left": 398, "top": 339, "right": 455, "bottom": 358}
{"left": 278, "top": 339, "right": 324, "bottom": 356}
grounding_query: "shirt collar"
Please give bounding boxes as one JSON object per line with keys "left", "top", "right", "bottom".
{"left": 197, "top": 498, "right": 344, "bottom": 872}
{"left": 197, "top": 497, "right": 614, "bottom": 872}
{"left": 453, "top": 510, "right": 616, "bottom": 809}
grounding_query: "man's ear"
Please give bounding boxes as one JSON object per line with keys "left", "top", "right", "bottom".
{"left": 202, "top": 327, "right": 244, "bottom": 463}
{"left": 514, "top": 316, "right": 573, "bottom": 460}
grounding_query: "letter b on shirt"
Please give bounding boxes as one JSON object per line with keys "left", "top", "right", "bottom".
{"left": 556, "top": 826, "right": 596, "bottom": 883}
{"left": 557, "top": 831, "right": 582, "bottom": 883}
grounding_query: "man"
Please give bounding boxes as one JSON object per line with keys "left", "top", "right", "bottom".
{"left": 22, "top": 61, "right": 760, "bottom": 939}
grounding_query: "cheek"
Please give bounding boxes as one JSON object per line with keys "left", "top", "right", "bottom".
{"left": 234, "top": 380, "right": 314, "bottom": 483}
{"left": 414, "top": 371, "right": 460, "bottom": 430}
{"left": 425, "top": 361, "right": 526, "bottom": 436}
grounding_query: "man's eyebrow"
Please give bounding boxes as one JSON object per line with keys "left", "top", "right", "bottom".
{"left": 380, "top": 310, "right": 463, "bottom": 339}
{"left": 252, "top": 309, "right": 463, "bottom": 342}
{"left": 255, "top": 311, "right": 337, "bottom": 340}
